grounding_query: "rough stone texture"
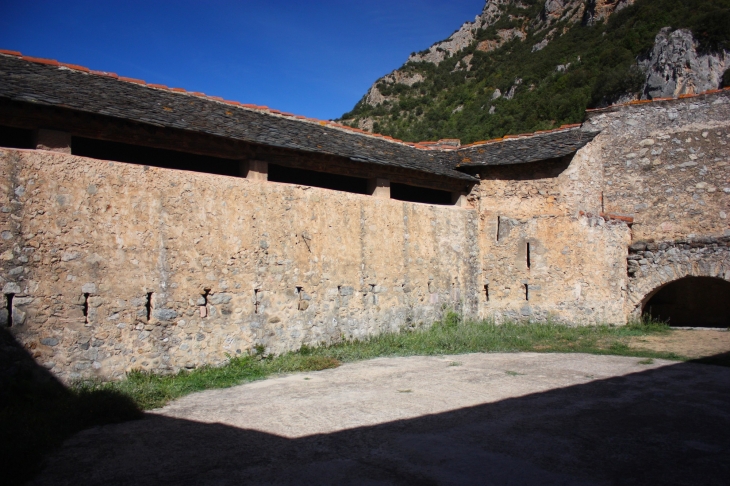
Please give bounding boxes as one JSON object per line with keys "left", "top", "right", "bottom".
{"left": 0, "top": 149, "right": 478, "bottom": 382}
{"left": 364, "top": 71, "right": 425, "bottom": 108}
{"left": 406, "top": 0, "right": 509, "bottom": 66}
{"left": 586, "top": 91, "right": 730, "bottom": 315}
{"left": 626, "top": 236, "right": 730, "bottom": 311}
{"left": 473, "top": 142, "right": 630, "bottom": 324}
{"left": 584, "top": 0, "right": 635, "bottom": 24}
{"left": 586, "top": 91, "right": 730, "bottom": 242}
{"left": 1, "top": 81, "right": 729, "bottom": 382}
{"left": 640, "top": 28, "right": 729, "bottom": 100}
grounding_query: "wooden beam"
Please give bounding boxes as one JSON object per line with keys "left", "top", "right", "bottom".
{"left": 368, "top": 178, "right": 390, "bottom": 198}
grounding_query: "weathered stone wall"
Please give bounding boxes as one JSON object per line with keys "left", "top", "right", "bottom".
{"left": 585, "top": 91, "right": 730, "bottom": 242}
{"left": 626, "top": 236, "right": 730, "bottom": 313}
{"left": 0, "top": 149, "right": 478, "bottom": 382}
{"left": 2, "top": 92, "right": 728, "bottom": 382}
{"left": 584, "top": 91, "right": 730, "bottom": 315}
{"left": 473, "top": 145, "right": 630, "bottom": 324}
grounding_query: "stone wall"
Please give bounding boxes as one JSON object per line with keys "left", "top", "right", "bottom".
{"left": 472, "top": 142, "right": 630, "bottom": 324}
{"left": 2, "top": 92, "right": 729, "bottom": 382}
{"left": 585, "top": 91, "right": 730, "bottom": 242}
{"left": 584, "top": 91, "right": 730, "bottom": 315}
{"left": 626, "top": 236, "right": 730, "bottom": 313}
{"left": 0, "top": 149, "right": 478, "bottom": 382}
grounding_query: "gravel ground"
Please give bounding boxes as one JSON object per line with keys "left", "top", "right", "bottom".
{"left": 32, "top": 353, "right": 730, "bottom": 485}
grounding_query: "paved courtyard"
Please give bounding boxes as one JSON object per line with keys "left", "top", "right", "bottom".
{"left": 33, "top": 353, "right": 730, "bottom": 485}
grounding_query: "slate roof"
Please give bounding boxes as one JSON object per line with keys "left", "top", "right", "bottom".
{"left": 454, "top": 126, "right": 600, "bottom": 167}
{"left": 0, "top": 51, "right": 613, "bottom": 180}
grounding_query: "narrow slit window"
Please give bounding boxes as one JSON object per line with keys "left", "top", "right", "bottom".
{"left": 526, "top": 242, "right": 531, "bottom": 269}
{"left": 496, "top": 216, "right": 501, "bottom": 242}
{"left": 484, "top": 284, "right": 489, "bottom": 302}
{"left": 146, "top": 292, "right": 153, "bottom": 321}
{"left": 83, "top": 293, "right": 89, "bottom": 324}
{"left": 525, "top": 284, "right": 529, "bottom": 301}
{"left": 200, "top": 289, "right": 210, "bottom": 318}
{"left": 254, "top": 289, "right": 261, "bottom": 314}
{"left": 5, "top": 293, "right": 14, "bottom": 327}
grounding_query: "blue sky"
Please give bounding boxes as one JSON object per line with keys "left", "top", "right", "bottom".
{"left": 0, "top": 0, "right": 484, "bottom": 120}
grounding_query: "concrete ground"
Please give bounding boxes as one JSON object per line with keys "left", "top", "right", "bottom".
{"left": 32, "top": 353, "right": 730, "bottom": 485}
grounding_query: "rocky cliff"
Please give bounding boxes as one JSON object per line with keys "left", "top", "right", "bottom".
{"left": 641, "top": 28, "right": 729, "bottom": 99}
{"left": 340, "top": 0, "right": 730, "bottom": 144}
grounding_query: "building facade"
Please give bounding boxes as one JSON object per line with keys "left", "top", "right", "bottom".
{"left": 0, "top": 52, "right": 728, "bottom": 381}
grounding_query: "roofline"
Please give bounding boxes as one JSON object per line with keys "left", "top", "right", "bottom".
{"left": 3, "top": 49, "right": 727, "bottom": 154}
{"left": 584, "top": 88, "right": 730, "bottom": 114}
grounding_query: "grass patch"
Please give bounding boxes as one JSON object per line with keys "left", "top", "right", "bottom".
{"left": 638, "top": 358, "right": 655, "bottom": 365}
{"left": 84, "top": 314, "right": 680, "bottom": 411}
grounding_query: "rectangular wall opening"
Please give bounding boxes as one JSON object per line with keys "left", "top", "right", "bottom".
{"left": 0, "top": 125, "right": 35, "bottom": 149}
{"left": 527, "top": 242, "right": 531, "bottom": 269}
{"left": 524, "top": 284, "right": 529, "bottom": 301}
{"left": 146, "top": 292, "right": 153, "bottom": 321}
{"left": 82, "top": 293, "right": 89, "bottom": 324}
{"left": 268, "top": 164, "right": 369, "bottom": 194}
{"left": 5, "top": 293, "right": 14, "bottom": 327}
{"left": 390, "top": 183, "right": 453, "bottom": 205}
{"left": 254, "top": 289, "right": 261, "bottom": 314}
{"left": 200, "top": 289, "right": 210, "bottom": 318}
{"left": 72, "top": 137, "right": 240, "bottom": 176}
{"left": 484, "top": 284, "right": 489, "bottom": 302}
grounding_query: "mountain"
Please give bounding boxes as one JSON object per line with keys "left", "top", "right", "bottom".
{"left": 339, "top": 0, "right": 730, "bottom": 144}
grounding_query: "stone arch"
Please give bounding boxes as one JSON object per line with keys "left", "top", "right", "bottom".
{"left": 627, "top": 256, "right": 730, "bottom": 322}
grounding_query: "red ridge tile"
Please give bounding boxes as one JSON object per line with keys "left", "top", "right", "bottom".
{"left": 119, "top": 76, "right": 145, "bottom": 85}
{"left": 60, "top": 63, "right": 89, "bottom": 72}
{"left": 22, "top": 56, "right": 59, "bottom": 66}
{"left": 90, "top": 70, "right": 118, "bottom": 78}
{"left": 0, "top": 49, "right": 22, "bottom": 57}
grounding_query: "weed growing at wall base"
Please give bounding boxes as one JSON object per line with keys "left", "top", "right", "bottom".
{"left": 88, "top": 315, "right": 680, "bottom": 410}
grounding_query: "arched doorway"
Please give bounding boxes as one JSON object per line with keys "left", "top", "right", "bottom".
{"left": 643, "top": 277, "right": 730, "bottom": 328}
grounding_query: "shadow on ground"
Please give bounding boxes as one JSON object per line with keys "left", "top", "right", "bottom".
{"left": 0, "top": 329, "right": 142, "bottom": 486}
{"left": 21, "top": 352, "right": 730, "bottom": 485}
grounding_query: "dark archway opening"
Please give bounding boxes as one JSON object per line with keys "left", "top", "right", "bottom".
{"left": 643, "top": 277, "right": 730, "bottom": 328}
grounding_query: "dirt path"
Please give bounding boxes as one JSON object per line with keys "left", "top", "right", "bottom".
{"left": 32, "top": 353, "right": 730, "bottom": 485}
{"left": 628, "top": 329, "right": 730, "bottom": 358}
